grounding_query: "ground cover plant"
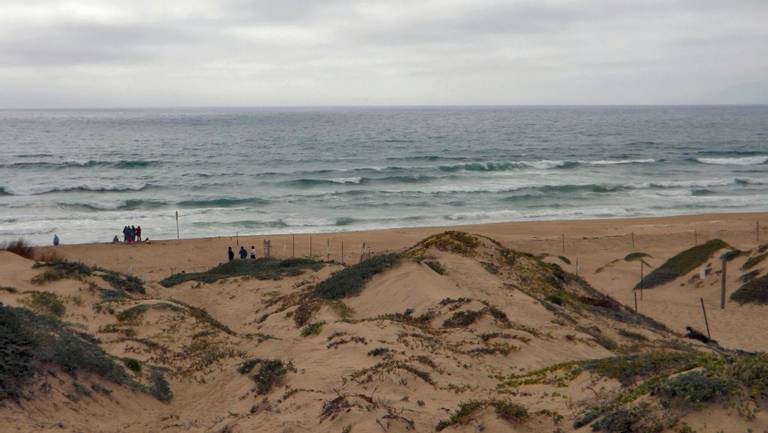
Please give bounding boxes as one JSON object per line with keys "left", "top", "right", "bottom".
{"left": 635, "top": 239, "right": 728, "bottom": 289}
{"left": 161, "top": 257, "right": 323, "bottom": 287}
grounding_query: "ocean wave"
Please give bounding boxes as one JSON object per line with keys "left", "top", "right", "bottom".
{"left": 3, "top": 159, "right": 160, "bottom": 170}
{"left": 177, "top": 197, "right": 270, "bottom": 208}
{"left": 735, "top": 178, "right": 768, "bottom": 186}
{"left": 192, "top": 219, "right": 289, "bottom": 229}
{"left": 281, "top": 175, "right": 438, "bottom": 188}
{"left": 59, "top": 199, "right": 169, "bottom": 212}
{"left": 694, "top": 156, "right": 768, "bottom": 166}
{"left": 0, "top": 187, "right": 10, "bottom": 196}
{"left": 30, "top": 184, "right": 156, "bottom": 195}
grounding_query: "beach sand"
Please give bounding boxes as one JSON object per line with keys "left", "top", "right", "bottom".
{"left": 3, "top": 211, "right": 768, "bottom": 433}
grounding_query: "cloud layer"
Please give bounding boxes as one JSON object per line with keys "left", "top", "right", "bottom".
{"left": 0, "top": 0, "right": 766, "bottom": 107}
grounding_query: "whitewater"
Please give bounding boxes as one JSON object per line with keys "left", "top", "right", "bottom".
{"left": 1, "top": 106, "right": 767, "bottom": 244}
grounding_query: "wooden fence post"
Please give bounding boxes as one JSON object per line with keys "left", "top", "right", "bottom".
{"left": 720, "top": 257, "right": 727, "bottom": 309}
{"left": 700, "top": 298, "right": 711, "bottom": 339}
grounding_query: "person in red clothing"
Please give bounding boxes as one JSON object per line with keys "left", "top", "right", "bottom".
{"left": 136, "top": 226, "right": 142, "bottom": 242}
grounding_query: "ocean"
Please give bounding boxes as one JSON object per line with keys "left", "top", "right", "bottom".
{"left": 1, "top": 106, "right": 767, "bottom": 245}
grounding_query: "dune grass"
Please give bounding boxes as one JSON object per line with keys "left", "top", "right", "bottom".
{"left": 730, "top": 273, "right": 768, "bottom": 304}
{"left": 238, "top": 358, "right": 293, "bottom": 395}
{"left": 436, "top": 400, "right": 528, "bottom": 431}
{"left": 742, "top": 251, "right": 768, "bottom": 271}
{"left": 20, "top": 291, "right": 66, "bottom": 317}
{"left": 160, "top": 257, "right": 323, "bottom": 287}
{"left": 313, "top": 253, "right": 401, "bottom": 299}
{"left": 635, "top": 239, "right": 729, "bottom": 289}
{"left": 0, "top": 239, "right": 35, "bottom": 259}
{"left": 32, "top": 259, "right": 146, "bottom": 294}
{"left": 0, "top": 304, "right": 133, "bottom": 401}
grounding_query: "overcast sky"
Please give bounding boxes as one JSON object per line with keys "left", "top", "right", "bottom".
{"left": 0, "top": 0, "right": 766, "bottom": 107}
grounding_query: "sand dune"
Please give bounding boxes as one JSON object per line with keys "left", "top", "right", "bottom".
{"left": 2, "top": 213, "right": 768, "bottom": 432}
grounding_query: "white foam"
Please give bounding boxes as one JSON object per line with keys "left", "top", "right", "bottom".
{"left": 696, "top": 156, "right": 768, "bottom": 165}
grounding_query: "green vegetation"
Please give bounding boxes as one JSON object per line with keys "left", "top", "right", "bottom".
{"left": 121, "top": 357, "right": 141, "bottom": 373}
{"left": 0, "top": 304, "right": 132, "bottom": 401}
{"left": 100, "top": 272, "right": 145, "bottom": 294}
{"left": 160, "top": 257, "right": 323, "bottom": 287}
{"left": 442, "top": 309, "right": 484, "bottom": 328}
{"left": 367, "top": 347, "right": 392, "bottom": 357}
{"left": 636, "top": 239, "right": 729, "bottom": 289}
{"left": 618, "top": 329, "right": 648, "bottom": 341}
{"left": 170, "top": 298, "right": 237, "bottom": 335}
{"left": 350, "top": 360, "right": 434, "bottom": 385}
{"left": 436, "top": 400, "right": 528, "bottom": 431}
{"left": 116, "top": 303, "right": 183, "bottom": 323}
{"left": 424, "top": 260, "right": 446, "bottom": 275}
{"left": 0, "top": 286, "right": 18, "bottom": 294}
{"left": 97, "top": 287, "right": 129, "bottom": 301}
{"left": 730, "top": 273, "right": 768, "bottom": 304}
{"left": 32, "top": 260, "right": 93, "bottom": 284}
{"left": 300, "top": 321, "right": 324, "bottom": 337}
{"left": 313, "top": 253, "right": 400, "bottom": 299}
{"left": 20, "top": 291, "right": 66, "bottom": 317}
{"left": 1, "top": 239, "right": 35, "bottom": 259}
{"left": 149, "top": 368, "right": 173, "bottom": 402}
{"left": 742, "top": 252, "right": 768, "bottom": 271}
{"left": 624, "top": 252, "right": 651, "bottom": 262}
{"left": 31, "top": 260, "right": 146, "bottom": 294}
{"left": 238, "top": 358, "right": 293, "bottom": 395}
{"left": 407, "top": 231, "right": 482, "bottom": 257}
{"left": 656, "top": 371, "right": 735, "bottom": 404}
{"left": 558, "top": 255, "right": 571, "bottom": 265}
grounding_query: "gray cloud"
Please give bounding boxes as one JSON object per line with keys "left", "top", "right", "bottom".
{"left": 0, "top": 0, "right": 766, "bottom": 106}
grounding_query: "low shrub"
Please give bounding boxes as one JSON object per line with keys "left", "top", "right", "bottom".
{"left": 656, "top": 371, "right": 735, "bottom": 405}
{"left": 0, "top": 304, "right": 132, "bottom": 401}
{"left": 160, "top": 258, "right": 323, "bottom": 287}
{"left": 424, "top": 260, "right": 446, "bottom": 275}
{"left": 442, "top": 309, "right": 484, "bottom": 328}
{"left": 367, "top": 347, "right": 392, "bottom": 357}
{"left": 300, "top": 321, "right": 324, "bottom": 337}
{"left": 20, "top": 291, "right": 66, "bottom": 317}
{"left": 742, "top": 252, "right": 768, "bottom": 270}
{"left": 1, "top": 239, "right": 35, "bottom": 259}
{"left": 313, "top": 253, "right": 401, "bottom": 300}
{"left": 149, "top": 368, "right": 173, "bottom": 402}
{"left": 637, "top": 239, "right": 729, "bottom": 289}
{"left": 436, "top": 400, "right": 527, "bottom": 431}
{"left": 238, "top": 358, "right": 293, "bottom": 395}
{"left": 122, "top": 357, "right": 142, "bottom": 373}
{"left": 730, "top": 273, "right": 768, "bottom": 304}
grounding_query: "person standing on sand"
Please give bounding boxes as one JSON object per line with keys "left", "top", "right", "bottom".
{"left": 53, "top": 234, "right": 60, "bottom": 246}
{"left": 136, "top": 226, "right": 142, "bottom": 243}
{"left": 228, "top": 246, "right": 234, "bottom": 262}
{"left": 250, "top": 245, "right": 256, "bottom": 259}
{"left": 122, "top": 226, "right": 128, "bottom": 243}
{"left": 239, "top": 246, "right": 247, "bottom": 259}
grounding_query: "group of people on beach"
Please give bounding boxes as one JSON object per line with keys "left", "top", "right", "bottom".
{"left": 228, "top": 245, "right": 257, "bottom": 261}
{"left": 116, "top": 225, "right": 143, "bottom": 244}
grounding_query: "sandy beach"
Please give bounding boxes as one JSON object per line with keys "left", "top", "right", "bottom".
{"left": 3, "top": 211, "right": 768, "bottom": 432}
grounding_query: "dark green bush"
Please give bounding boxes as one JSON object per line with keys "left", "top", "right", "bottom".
{"left": 238, "top": 358, "right": 292, "bottom": 395}
{"left": 742, "top": 252, "right": 768, "bottom": 270}
{"left": 0, "top": 304, "right": 131, "bottom": 401}
{"left": 731, "top": 273, "right": 768, "bottom": 304}
{"left": 636, "top": 239, "right": 728, "bottom": 289}
{"left": 424, "top": 260, "right": 445, "bottom": 275}
{"left": 656, "top": 371, "right": 735, "bottom": 404}
{"left": 313, "top": 253, "right": 401, "bottom": 299}
{"left": 160, "top": 258, "right": 323, "bottom": 287}
{"left": 300, "top": 321, "right": 324, "bottom": 337}
{"left": 149, "top": 368, "right": 173, "bottom": 402}
{"left": 1, "top": 239, "right": 35, "bottom": 259}
{"left": 442, "top": 309, "right": 484, "bottom": 328}
{"left": 122, "top": 357, "right": 141, "bottom": 373}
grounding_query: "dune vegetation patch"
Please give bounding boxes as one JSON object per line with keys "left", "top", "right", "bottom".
{"left": 32, "top": 259, "right": 146, "bottom": 294}
{"left": 503, "top": 350, "right": 768, "bottom": 432}
{"left": 1, "top": 239, "right": 35, "bottom": 259}
{"left": 624, "top": 252, "right": 651, "bottom": 262}
{"left": 313, "top": 253, "right": 401, "bottom": 300}
{"left": 635, "top": 239, "right": 729, "bottom": 289}
{"left": 730, "top": 273, "right": 768, "bottom": 304}
{"left": 350, "top": 360, "right": 434, "bottom": 385}
{"left": 742, "top": 251, "right": 768, "bottom": 271}
{"left": 116, "top": 302, "right": 183, "bottom": 323}
{"left": 407, "top": 231, "right": 483, "bottom": 257}
{"left": 0, "top": 304, "right": 134, "bottom": 401}
{"left": 20, "top": 291, "right": 66, "bottom": 317}
{"left": 436, "top": 399, "right": 528, "bottom": 431}
{"left": 160, "top": 257, "right": 324, "bottom": 287}
{"left": 238, "top": 358, "right": 294, "bottom": 395}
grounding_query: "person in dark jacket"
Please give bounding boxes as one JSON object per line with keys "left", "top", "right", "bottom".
{"left": 228, "top": 246, "right": 234, "bottom": 262}
{"left": 239, "top": 246, "right": 247, "bottom": 259}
